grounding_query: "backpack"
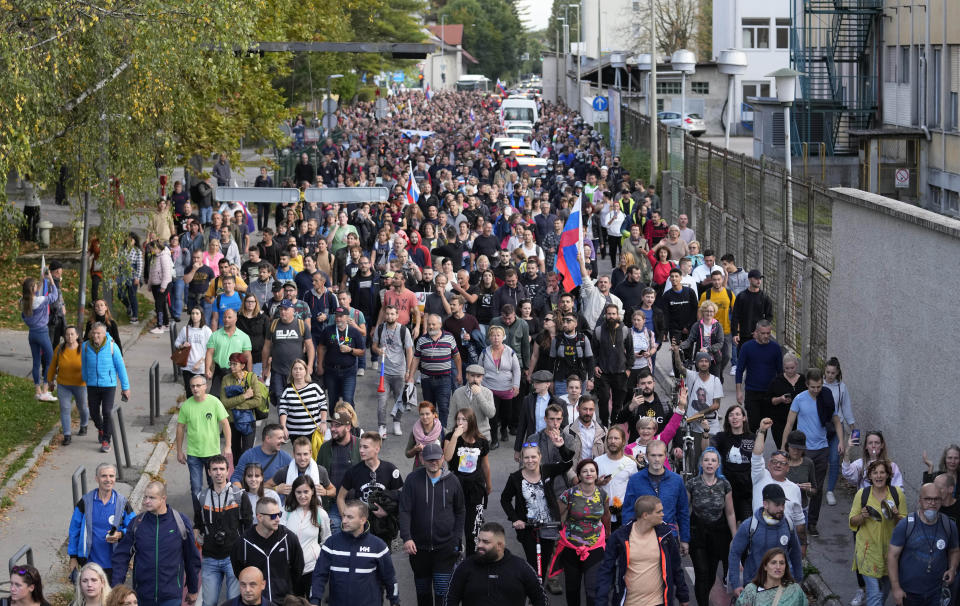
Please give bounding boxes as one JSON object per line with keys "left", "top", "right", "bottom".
{"left": 902, "top": 511, "right": 954, "bottom": 545}
{"left": 703, "top": 288, "right": 733, "bottom": 304}
{"left": 269, "top": 317, "right": 305, "bottom": 338}
{"left": 376, "top": 321, "right": 411, "bottom": 349}
{"left": 128, "top": 508, "right": 188, "bottom": 557}
{"left": 743, "top": 512, "right": 795, "bottom": 564}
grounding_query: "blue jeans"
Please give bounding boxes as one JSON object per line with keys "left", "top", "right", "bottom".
{"left": 58, "top": 384, "right": 88, "bottom": 436}
{"left": 202, "top": 556, "right": 239, "bottom": 606}
{"left": 28, "top": 327, "right": 53, "bottom": 386}
{"left": 863, "top": 575, "right": 890, "bottom": 606}
{"left": 328, "top": 507, "right": 342, "bottom": 534}
{"left": 169, "top": 279, "right": 185, "bottom": 320}
{"left": 199, "top": 206, "right": 213, "bottom": 225}
{"left": 187, "top": 455, "right": 214, "bottom": 506}
{"left": 421, "top": 373, "right": 453, "bottom": 427}
{"left": 202, "top": 300, "right": 214, "bottom": 327}
{"left": 119, "top": 279, "right": 139, "bottom": 318}
{"left": 827, "top": 431, "right": 840, "bottom": 492}
{"left": 323, "top": 365, "right": 358, "bottom": 406}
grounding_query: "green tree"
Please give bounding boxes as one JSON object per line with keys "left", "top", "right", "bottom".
{"left": 440, "top": 0, "right": 526, "bottom": 81}
{"left": 546, "top": 0, "right": 580, "bottom": 55}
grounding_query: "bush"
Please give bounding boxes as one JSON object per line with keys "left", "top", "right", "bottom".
{"left": 619, "top": 142, "right": 653, "bottom": 186}
{"left": 356, "top": 87, "right": 377, "bottom": 104}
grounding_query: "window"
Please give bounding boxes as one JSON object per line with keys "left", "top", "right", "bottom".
{"left": 946, "top": 190, "right": 960, "bottom": 214}
{"left": 742, "top": 82, "right": 771, "bottom": 101}
{"left": 656, "top": 81, "right": 682, "bottom": 95}
{"left": 900, "top": 46, "right": 910, "bottom": 84}
{"left": 885, "top": 46, "right": 897, "bottom": 83}
{"left": 951, "top": 46, "right": 960, "bottom": 130}
{"left": 776, "top": 19, "right": 791, "bottom": 50}
{"left": 930, "top": 186, "right": 942, "bottom": 211}
{"left": 691, "top": 81, "right": 710, "bottom": 94}
{"left": 742, "top": 18, "right": 770, "bottom": 49}
{"left": 656, "top": 98, "right": 665, "bottom": 112}
{"left": 933, "top": 47, "right": 942, "bottom": 127}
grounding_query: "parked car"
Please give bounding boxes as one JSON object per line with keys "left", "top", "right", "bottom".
{"left": 657, "top": 111, "right": 706, "bottom": 137}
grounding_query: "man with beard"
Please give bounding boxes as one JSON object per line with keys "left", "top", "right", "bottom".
{"left": 595, "top": 427, "right": 638, "bottom": 530}
{"left": 578, "top": 254, "right": 623, "bottom": 328}
{"left": 614, "top": 369, "right": 673, "bottom": 443}
{"left": 612, "top": 265, "right": 646, "bottom": 319}
{"left": 445, "top": 522, "right": 545, "bottom": 606}
{"left": 592, "top": 304, "right": 633, "bottom": 428}
{"left": 518, "top": 258, "right": 548, "bottom": 315}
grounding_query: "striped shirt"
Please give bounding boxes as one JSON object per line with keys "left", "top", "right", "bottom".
{"left": 278, "top": 382, "right": 328, "bottom": 438}
{"left": 414, "top": 331, "right": 459, "bottom": 376}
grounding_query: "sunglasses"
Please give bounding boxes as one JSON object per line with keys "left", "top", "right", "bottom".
{"left": 258, "top": 511, "right": 282, "bottom": 520}
{"left": 522, "top": 442, "right": 539, "bottom": 449}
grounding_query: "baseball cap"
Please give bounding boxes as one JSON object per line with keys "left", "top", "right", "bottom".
{"left": 330, "top": 410, "right": 354, "bottom": 426}
{"left": 422, "top": 443, "right": 444, "bottom": 461}
{"left": 334, "top": 307, "right": 348, "bottom": 316}
{"left": 284, "top": 282, "right": 297, "bottom": 290}
{"left": 465, "top": 364, "right": 485, "bottom": 376}
{"left": 383, "top": 271, "right": 396, "bottom": 278}
{"left": 787, "top": 430, "right": 807, "bottom": 450}
{"left": 49, "top": 260, "right": 63, "bottom": 271}
{"left": 748, "top": 269, "right": 764, "bottom": 279}
{"left": 278, "top": 299, "right": 294, "bottom": 309}
{"left": 762, "top": 484, "right": 786, "bottom": 504}
{"left": 694, "top": 352, "right": 712, "bottom": 363}
{"left": 271, "top": 282, "right": 284, "bottom": 293}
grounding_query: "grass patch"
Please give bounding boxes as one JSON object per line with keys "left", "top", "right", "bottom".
{"left": 0, "top": 260, "right": 151, "bottom": 330}
{"left": 620, "top": 142, "right": 654, "bottom": 186}
{"left": 0, "top": 373, "right": 59, "bottom": 486}
{"left": 803, "top": 561, "right": 821, "bottom": 577}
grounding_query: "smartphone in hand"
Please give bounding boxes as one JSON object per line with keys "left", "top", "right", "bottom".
{"left": 851, "top": 429, "right": 861, "bottom": 445}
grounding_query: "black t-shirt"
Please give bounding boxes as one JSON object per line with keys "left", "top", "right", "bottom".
{"left": 189, "top": 265, "right": 215, "bottom": 295}
{"left": 472, "top": 234, "right": 501, "bottom": 260}
{"left": 941, "top": 501, "right": 960, "bottom": 530}
{"left": 767, "top": 374, "right": 807, "bottom": 406}
{"left": 340, "top": 460, "right": 404, "bottom": 506}
{"left": 711, "top": 431, "right": 755, "bottom": 475}
{"left": 660, "top": 287, "right": 699, "bottom": 332}
{"left": 615, "top": 393, "right": 672, "bottom": 443}
{"left": 469, "top": 287, "right": 496, "bottom": 323}
{"left": 444, "top": 433, "right": 490, "bottom": 502}
{"left": 257, "top": 240, "right": 280, "bottom": 269}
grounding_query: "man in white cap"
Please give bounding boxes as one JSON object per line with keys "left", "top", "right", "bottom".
{"left": 450, "top": 364, "right": 497, "bottom": 444}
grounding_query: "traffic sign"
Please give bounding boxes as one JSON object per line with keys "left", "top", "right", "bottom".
{"left": 321, "top": 114, "right": 338, "bottom": 130}
{"left": 322, "top": 98, "right": 339, "bottom": 114}
{"left": 894, "top": 168, "right": 910, "bottom": 189}
{"left": 592, "top": 96, "right": 608, "bottom": 112}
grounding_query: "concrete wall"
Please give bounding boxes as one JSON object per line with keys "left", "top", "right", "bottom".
{"left": 827, "top": 187, "right": 960, "bottom": 493}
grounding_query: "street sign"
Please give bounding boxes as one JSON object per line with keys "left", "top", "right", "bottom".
{"left": 894, "top": 168, "right": 910, "bottom": 189}
{"left": 322, "top": 98, "right": 339, "bottom": 114}
{"left": 321, "top": 113, "right": 338, "bottom": 130}
{"left": 393, "top": 72, "right": 405, "bottom": 82}
{"left": 592, "top": 96, "right": 608, "bottom": 112}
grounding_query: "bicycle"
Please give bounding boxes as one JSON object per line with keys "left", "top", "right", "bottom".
{"left": 525, "top": 520, "right": 560, "bottom": 582}
{"left": 676, "top": 411, "right": 706, "bottom": 480}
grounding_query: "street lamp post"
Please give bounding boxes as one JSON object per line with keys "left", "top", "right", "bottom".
{"left": 556, "top": 16, "right": 566, "bottom": 104}
{"left": 648, "top": 0, "right": 657, "bottom": 184}
{"left": 767, "top": 67, "right": 802, "bottom": 247}
{"left": 718, "top": 49, "right": 747, "bottom": 150}
{"left": 566, "top": 3, "right": 582, "bottom": 114}
{"left": 636, "top": 53, "right": 652, "bottom": 116}
{"left": 670, "top": 49, "right": 696, "bottom": 167}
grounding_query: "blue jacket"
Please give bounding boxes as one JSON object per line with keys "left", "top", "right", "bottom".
{"left": 81, "top": 334, "right": 130, "bottom": 390}
{"left": 595, "top": 521, "right": 689, "bottom": 606}
{"left": 111, "top": 508, "right": 201, "bottom": 601}
{"left": 621, "top": 468, "right": 691, "bottom": 542}
{"left": 67, "top": 489, "right": 136, "bottom": 567}
{"left": 21, "top": 279, "right": 58, "bottom": 330}
{"left": 310, "top": 523, "right": 398, "bottom": 606}
{"left": 726, "top": 508, "right": 803, "bottom": 589}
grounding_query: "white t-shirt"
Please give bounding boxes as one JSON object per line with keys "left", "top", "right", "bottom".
{"left": 751, "top": 454, "right": 806, "bottom": 528}
{"left": 519, "top": 242, "right": 544, "bottom": 263}
{"left": 684, "top": 368, "right": 723, "bottom": 434}
{"left": 596, "top": 454, "right": 639, "bottom": 521}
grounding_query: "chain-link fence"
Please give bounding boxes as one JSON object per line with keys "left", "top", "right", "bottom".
{"left": 622, "top": 109, "right": 834, "bottom": 367}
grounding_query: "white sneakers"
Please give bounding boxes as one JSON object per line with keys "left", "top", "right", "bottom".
{"left": 357, "top": 368, "right": 365, "bottom": 376}
{"left": 730, "top": 365, "right": 737, "bottom": 376}
{"left": 393, "top": 422, "right": 403, "bottom": 436}
{"left": 850, "top": 588, "right": 865, "bottom": 606}
{"left": 826, "top": 491, "right": 837, "bottom": 506}
{"left": 150, "top": 325, "right": 168, "bottom": 335}
{"left": 36, "top": 392, "right": 57, "bottom": 402}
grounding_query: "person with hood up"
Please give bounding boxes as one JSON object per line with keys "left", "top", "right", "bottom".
{"left": 309, "top": 500, "right": 399, "bottom": 606}
{"left": 406, "top": 230, "right": 433, "bottom": 269}
{"left": 399, "top": 442, "right": 466, "bottom": 606}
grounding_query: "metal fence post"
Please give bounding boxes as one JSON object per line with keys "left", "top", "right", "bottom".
{"left": 153, "top": 362, "right": 160, "bottom": 419}
{"left": 71, "top": 465, "right": 88, "bottom": 505}
{"left": 8, "top": 545, "right": 34, "bottom": 573}
{"left": 758, "top": 156, "right": 767, "bottom": 233}
{"left": 799, "top": 257, "right": 814, "bottom": 369}
{"left": 114, "top": 407, "right": 131, "bottom": 469}
{"left": 168, "top": 321, "right": 179, "bottom": 380}
{"left": 149, "top": 361, "right": 157, "bottom": 425}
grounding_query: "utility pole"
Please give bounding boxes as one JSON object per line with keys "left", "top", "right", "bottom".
{"left": 649, "top": 0, "right": 658, "bottom": 184}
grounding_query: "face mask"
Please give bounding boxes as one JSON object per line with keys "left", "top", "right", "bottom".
{"left": 923, "top": 509, "right": 939, "bottom": 522}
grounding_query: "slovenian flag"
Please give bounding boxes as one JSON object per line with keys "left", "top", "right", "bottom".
{"left": 469, "top": 109, "right": 476, "bottom": 122}
{"left": 496, "top": 79, "right": 507, "bottom": 96}
{"left": 405, "top": 165, "right": 420, "bottom": 207}
{"left": 238, "top": 201, "right": 256, "bottom": 233}
{"left": 425, "top": 83, "right": 432, "bottom": 100}
{"left": 554, "top": 194, "right": 583, "bottom": 292}
{"left": 472, "top": 131, "right": 481, "bottom": 148}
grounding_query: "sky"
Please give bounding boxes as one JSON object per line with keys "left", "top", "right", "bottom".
{"left": 516, "top": 0, "right": 551, "bottom": 31}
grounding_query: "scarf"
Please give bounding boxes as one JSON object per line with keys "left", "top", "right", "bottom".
{"left": 285, "top": 458, "right": 321, "bottom": 486}
{"left": 411, "top": 419, "right": 443, "bottom": 467}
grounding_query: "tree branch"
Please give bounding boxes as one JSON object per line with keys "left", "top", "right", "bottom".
{"left": 63, "top": 56, "right": 131, "bottom": 112}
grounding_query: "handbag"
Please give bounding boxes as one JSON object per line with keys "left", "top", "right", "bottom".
{"left": 171, "top": 343, "right": 191, "bottom": 367}
{"left": 294, "top": 386, "right": 325, "bottom": 459}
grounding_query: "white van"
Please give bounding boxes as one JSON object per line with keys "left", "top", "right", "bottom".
{"left": 500, "top": 98, "right": 538, "bottom": 127}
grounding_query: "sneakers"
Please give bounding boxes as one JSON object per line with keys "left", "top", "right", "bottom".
{"left": 807, "top": 524, "right": 819, "bottom": 537}
{"left": 357, "top": 368, "right": 365, "bottom": 376}
{"left": 130, "top": 317, "right": 139, "bottom": 324}
{"left": 98, "top": 429, "right": 104, "bottom": 443}
{"left": 393, "top": 422, "right": 402, "bottom": 436}
{"left": 37, "top": 392, "right": 57, "bottom": 402}
{"left": 149, "top": 326, "right": 165, "bottom": 335}
{"left": 669, "top": 370, "right": 675, "bottom": 378}
{"left": 77, "top": 426, "right": 88, "bottom": 436}
{"left": 100, "top": 441, "right": 111, "bottom": 453}
{"left": 730, "top": 365, "right": 737, "bottom": 376}
{"left": 62, "top": 435, "right": 72, "bottom": 446}
{"left": 379, "top": 425, "right": 387, "bottom": 438}
{"left": 851, "top": 589, "right": 865, "bottom": 606}
{"left": 826, "top": 491, "right": 837, "bottom": 506}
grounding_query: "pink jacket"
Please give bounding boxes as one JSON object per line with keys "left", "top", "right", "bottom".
{"left": 624, "top": 413, "right": 683, "bottom": 469}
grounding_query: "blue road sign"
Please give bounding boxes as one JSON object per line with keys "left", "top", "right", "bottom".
{"left": 592, "top": 96, "right": 608, "bottom": 111}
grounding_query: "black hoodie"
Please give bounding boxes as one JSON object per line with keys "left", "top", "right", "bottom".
{"left": 398, "top": 467, "right": 465, "bottom": 551}
{"left": 230, "top": 525, "right": 304, "bottom": 605}
{"left": 446, "top": 549, "right": 546, "bottom": 606}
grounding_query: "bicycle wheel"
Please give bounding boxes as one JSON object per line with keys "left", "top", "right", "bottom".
{"left": 684, "top": 444, "right": 698, "bottom": 479}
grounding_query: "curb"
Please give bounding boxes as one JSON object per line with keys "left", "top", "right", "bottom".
{"left": 803, "top": 566, "right": 843, "bottom": 606}
{"left": 128, "top": 414, "right": 179, "bottom": 510}
{"left": 0, "top": 424, "right": 60, "bottom": 503}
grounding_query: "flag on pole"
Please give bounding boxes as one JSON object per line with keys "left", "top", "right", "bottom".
{"left": 554, "top": 195, "right": 583, "bottom": 292}
{"left": 425, "top": 83, "right": 432, "bottom": 100}
{"left": 496, "top": 78, "right": 507, "bottom": 96}
{"left": 238, "top": 201, "right": 256, "bottom": 233}
{"left": 405, "top": 163, "right": 420, "bottom": 207}
{"left": 472, "top": 131, "right": 482, "bottom": 148}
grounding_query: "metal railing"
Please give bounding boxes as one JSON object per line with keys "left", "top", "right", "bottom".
{"left": 8, "top": 545, "right": 33, "bottom": 573}
{"left": 623, "top": 109, "right": 834, "bottom": 368}
{"left": 148, "top": 361, "right": 161, "bottom": 425}
{"left": 71, "top": 465, "right": 88, "bottom": 505}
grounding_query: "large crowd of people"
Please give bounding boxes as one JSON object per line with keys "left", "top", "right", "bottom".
{"left": 14, "top": 90, "right": 960, "bottom": 606}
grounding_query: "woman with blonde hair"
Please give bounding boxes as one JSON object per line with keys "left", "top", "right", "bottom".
{"left": 677, "top": 300, "right": 725, "bottom": 378}
{"left": 70, "top": 563, "right": 109, "bottom": 606}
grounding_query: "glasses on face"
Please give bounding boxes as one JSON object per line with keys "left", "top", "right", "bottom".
{"left": 769, "top": 459, "right": 788, "bottom": 467}
{"left": 190, "top": 383, "right": 205, "bottom": 389}
{"left": 921, "top": 497, "right": 942, "bottom": 504}
{"left": 258, "top": 511, "right": 282, "bottom": 520}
